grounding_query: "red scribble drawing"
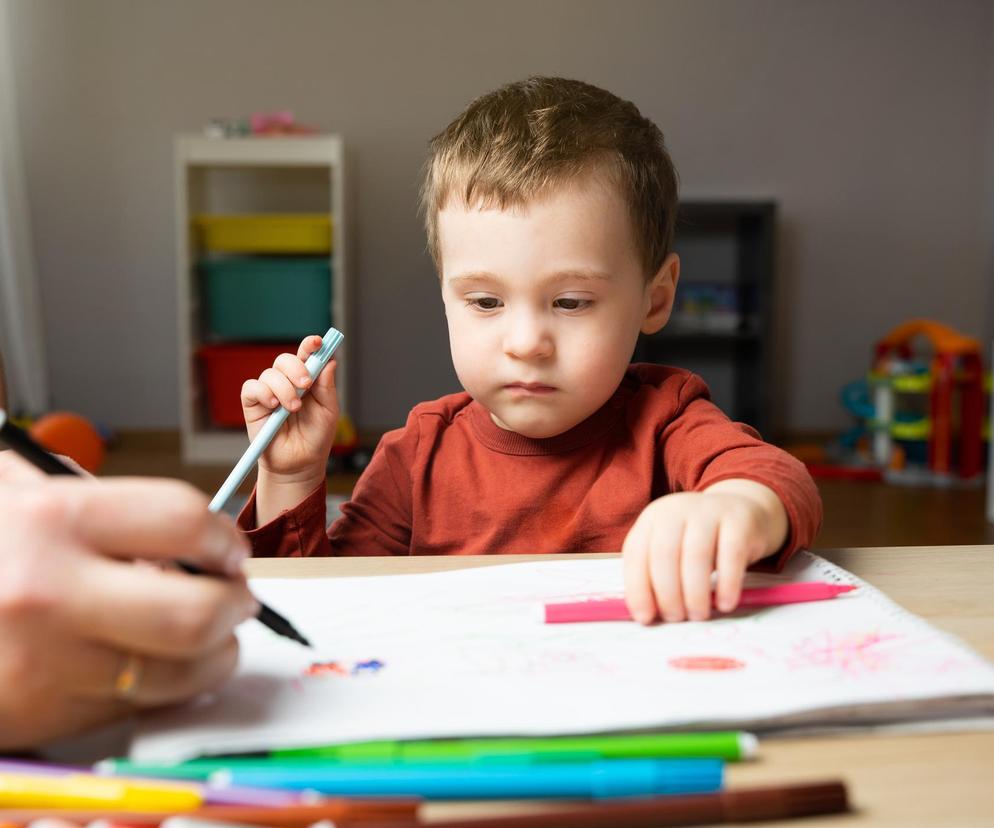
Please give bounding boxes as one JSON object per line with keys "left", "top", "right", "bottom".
{"left": 668, "top": 656, "right": 746, "bottom": 671}
{"left": 788, "top": 631, "right": 901, "bottom": 676}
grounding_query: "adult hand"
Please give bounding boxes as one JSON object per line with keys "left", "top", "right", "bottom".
{"left": 0, "top": 452, "right": 258, "bottom": 750}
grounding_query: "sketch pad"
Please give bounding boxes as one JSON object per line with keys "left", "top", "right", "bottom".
{"left": 130, "top": 553, "right": 994, "bottom": 762}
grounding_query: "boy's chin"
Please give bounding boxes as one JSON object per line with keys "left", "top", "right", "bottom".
{"left": 489, "top": 408, "right": 581, "bottom": 439}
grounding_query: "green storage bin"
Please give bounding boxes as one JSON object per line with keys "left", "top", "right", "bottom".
{"left": 202, "top": 256, "right": 332, "bottom": 340}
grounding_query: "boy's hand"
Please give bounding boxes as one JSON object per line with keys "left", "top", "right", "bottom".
{"left": 622, "top": 480, "right": 788, "bottom": 624}
{"left": 240, "top": 335, "right": 339, "bottom": 484}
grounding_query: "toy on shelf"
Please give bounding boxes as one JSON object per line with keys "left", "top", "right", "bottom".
{"left": 327, "top": 412, "right": 372, "bottom": 474}
{"left": 668, "top": 282, "right": 741, "bottom": 334}
{"left": 811, "top": 320, "right": 989, "bottom": 487}
{"left": 204, "top": 111, "right": 319, "bottom": 139}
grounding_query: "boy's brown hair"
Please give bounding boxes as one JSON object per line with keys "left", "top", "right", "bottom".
{"left": 420, "top": 76, "right": 679, "bottom": 279}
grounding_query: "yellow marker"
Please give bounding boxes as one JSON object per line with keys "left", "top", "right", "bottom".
{"left": 0, "top": 771, "right": 203, "bottom": 811}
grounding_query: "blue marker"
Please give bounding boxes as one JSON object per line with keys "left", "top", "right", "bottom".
{"left": 210, "top": 758, "right": 723, "bottom": 800}
{"left": 208, "top": 327, "right": 344, "bottom": 513}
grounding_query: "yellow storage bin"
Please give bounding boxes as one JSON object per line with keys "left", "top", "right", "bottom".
{"left": 194, "top": 213, "right": 332, "bottom": 254}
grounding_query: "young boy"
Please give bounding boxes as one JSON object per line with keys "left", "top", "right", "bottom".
{"left": 238, "top": 77, "right": 822, "bottom": 625}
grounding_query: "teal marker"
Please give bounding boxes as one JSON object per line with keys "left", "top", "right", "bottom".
{"left": 210, "top": 758, "right": 723, "bottom": 800}
{"left": 208, "top": 326, "right": 343, "bottom": 513}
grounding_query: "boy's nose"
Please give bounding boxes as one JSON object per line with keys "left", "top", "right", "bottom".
{"left": 503, "top": 312, "right": 553, "bottom": 361}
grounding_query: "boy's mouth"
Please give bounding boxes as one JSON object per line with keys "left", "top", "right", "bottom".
{"left": 504, "top": 382, "right": 557, "bottom": 395}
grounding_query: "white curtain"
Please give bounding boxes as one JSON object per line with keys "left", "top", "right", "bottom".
{"left": 0, "top": 0, "right": 48, "bottom": 415}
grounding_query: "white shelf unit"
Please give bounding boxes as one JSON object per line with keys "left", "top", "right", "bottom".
{"left": 175, "top": 135, "right": 349, "bottom": 464}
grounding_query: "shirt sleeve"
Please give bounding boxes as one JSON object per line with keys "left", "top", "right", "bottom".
{"left": 659, "top": 373, "right": 823, "bottom": 571}
{"left": 237, "top": 417, "right": 418, "bottom": 558}
{"left": 237, "top": 481, "right": 332, "bottom": 558}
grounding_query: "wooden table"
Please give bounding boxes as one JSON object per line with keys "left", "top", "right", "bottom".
{"left": 246, "top": 545, "right": 994, "bottom": 828}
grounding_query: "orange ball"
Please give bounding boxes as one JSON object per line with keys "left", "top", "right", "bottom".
{"left": 29, "top": 412, "right": 105, "bottom": 474}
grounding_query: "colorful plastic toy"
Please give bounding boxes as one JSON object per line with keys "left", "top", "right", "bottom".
{"left": 822, "top": 320, "right": 989, "bottom": 486}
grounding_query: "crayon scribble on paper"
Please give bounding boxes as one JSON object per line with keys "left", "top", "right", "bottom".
{"left": 303, "top": 659, "right": 386, "bottom": 678}
{"left": 788, "top": 631, "right": 901, "bottom": 676}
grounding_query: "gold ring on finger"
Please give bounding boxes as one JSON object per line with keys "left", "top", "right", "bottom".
{"left": 113, "top": 652, "right": 144, "bottom": 701}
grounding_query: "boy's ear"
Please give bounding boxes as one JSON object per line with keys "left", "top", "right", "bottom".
{"left": 640, "top": 253, "right": 680, "bottom": 335}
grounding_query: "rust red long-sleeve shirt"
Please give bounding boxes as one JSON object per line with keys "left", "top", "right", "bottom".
{"left": 239, "top": 364, "right": 822, "bottom": 568}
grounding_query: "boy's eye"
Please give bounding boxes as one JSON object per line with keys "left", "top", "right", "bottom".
{"left": 553, "top": 297, "right": 592, "bottom": 311}
{"left": 468, "top": 296, "right": 503, "bottom": 311}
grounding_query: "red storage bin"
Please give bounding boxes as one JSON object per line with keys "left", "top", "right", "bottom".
{"left": 198, "top": 343, "right": 294, "bottom": 428}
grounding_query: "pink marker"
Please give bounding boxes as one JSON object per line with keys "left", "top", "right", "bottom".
{"left": 544, "top": 582, "right": 858, "bottom": 624}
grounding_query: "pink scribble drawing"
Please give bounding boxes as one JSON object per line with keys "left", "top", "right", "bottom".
{"left": 788, "top": 630, "right": 901, "bottom": 676}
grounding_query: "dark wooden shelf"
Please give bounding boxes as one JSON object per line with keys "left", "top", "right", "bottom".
{"left": 635, "top": 200, "right": 777, "bottom": 436}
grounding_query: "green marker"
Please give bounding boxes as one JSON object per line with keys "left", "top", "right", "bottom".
{"left": 273, "top": 732, "right": 758, "bottom": 763}
{"left": 97, "top": 732, "right": 756, "bottom": 780}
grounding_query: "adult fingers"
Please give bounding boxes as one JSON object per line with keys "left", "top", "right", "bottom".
{"left": 0, "top": 449, "right": 47, "bottom": 482}
{"left": 65, "top": 556, "right": 257, "bottom": 658}
{"left": 680, "top": 514, "right": 719, "bottom": 621}
{"left": 259, "top": 367, "right": 301, "bottom": 413}
{"left": 714, "top": 517, "right": 760, "bottom": 613}
{"left": 647, "top": 515, "right": 687, "bottom": 623}
{"left": 49, "top": 478, "right": 249, "bottom": 575}
{"left": 622, "top": 516, "right": 655, "bottom": 624}
{"left": 71, "top": 635, "right": 240, "bottom": 707}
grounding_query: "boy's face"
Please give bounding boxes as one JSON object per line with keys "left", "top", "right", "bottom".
{"left": 438, "top": 173, "right": 678, "bottom": 438}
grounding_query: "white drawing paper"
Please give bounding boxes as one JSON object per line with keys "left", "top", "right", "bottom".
{"left": 130, "top": 553, "right": 994, "bottom": 761}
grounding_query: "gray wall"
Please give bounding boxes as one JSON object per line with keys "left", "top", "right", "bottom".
{"left": 8, "top": 0, "right": 994, "bottom": 432}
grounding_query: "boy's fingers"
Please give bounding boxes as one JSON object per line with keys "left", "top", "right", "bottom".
{"left": 714, "top": 519, "right": 754, "bottom": 613}
{"left": 311, "top": 360, "right": 339, "bottom": 411}
{"left": 67, "top": 556, "right": 257, "bottom": 658}
{"left": 54, "top": 478, "right": 248, "bottom": 574}
{"left": 259, "top": 368, "right": 302, "bottom": 412}
{"left": 622, "top": 518, "right": 656, "bottom": 624}
{"left": 274, "top": 353, "right": 312, "bottom": 391}
{"left": 241, "top": 378, "right": 279, "bottom": 410}
{"left": 680, "top": 516, "right": 719, "bottom": 621}
{"left": 647, "top": 518, "right": 686, "bottom": 623}
{"left": 296, "top": 334, "right": 324, "bottom": 362}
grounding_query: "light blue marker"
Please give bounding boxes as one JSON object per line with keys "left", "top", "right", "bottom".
{"left": 210, "top": 758, "right": 723, "bottom": 800}
{"left": 208, "top": 326, "right": 344, "bottom": 513}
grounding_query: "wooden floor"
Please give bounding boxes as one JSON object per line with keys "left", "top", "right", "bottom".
{"left": 98, "top": 432, "right": 994, "bottom": 549}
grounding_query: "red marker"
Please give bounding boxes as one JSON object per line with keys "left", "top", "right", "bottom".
{"left": 544, "top": 582, "right": 857, "bottom": 624}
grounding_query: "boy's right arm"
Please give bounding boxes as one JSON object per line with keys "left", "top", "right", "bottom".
{"left": 240, "top": 335, "right": 340, "bottom": 526}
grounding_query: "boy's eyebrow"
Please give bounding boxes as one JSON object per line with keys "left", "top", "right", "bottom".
{"left": 447, "top": 269, "right": 614, "bottom": 285}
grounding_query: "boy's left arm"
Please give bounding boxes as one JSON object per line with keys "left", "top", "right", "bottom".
{"left": 623, "top": 374, "right": 822, "bottom": 624}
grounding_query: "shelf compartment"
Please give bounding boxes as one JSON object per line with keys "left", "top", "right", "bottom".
{"left": 201, "top": 256, "right": 331, "bottom": 340}
{"left": 195, "top": 213, "right": 332, "bottom": 254}
{"left": 198, "top": 343, "right": 298, "bottom": 428}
